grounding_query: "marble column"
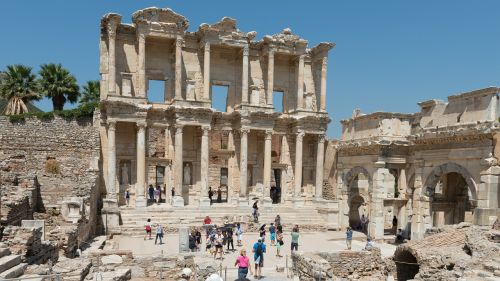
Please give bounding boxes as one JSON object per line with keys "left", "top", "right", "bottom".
{"left": 135, "top": 122, "right": 147, "bottom": 207}
{"left": 267, "top": 49, "right": 274, "bottom": 106}
{"left": 174, "top": 124, "right": 184, "bottom": 202}
{"left": 399, "top": 168, "right": 407, "bottom": 198}
{"left": 294, "top": 131, "right": 305, "bottom": 199}
{"left": 107, "top": 120, "right": 116, "bottom": 199}
{"left": 296, "top": 55, "right": 305, "bottom": 109}
{"left": 241, "top": 45, "right": 249, "bottom": 104}
{"left": 175, "top": 37, "right": 183, "bottom": 100}
{"left": 369, "top": 161, "right": 387, "bottom": 240}
{"left": 320, "top": 57, "right": 328, "bottom": 112}
{"left": 138, "top": 31, "right": 146, "bottom": 98}
{"left": 315, "top": 135, "right": 325, "bottom": 199}
{"left": 203, "top": 42, "right": 211, "bottom": 100}
{"left": 200, "top": 126, "right": 211, "bottom": 206}
{"left": 263, "top": 130, "right": 273, "bottom": 199}
{"left": 107, "top": 22, "right": 118, "bottom": 94}
{"left": 239, "top": 128, "right": 249, "bottom": 198}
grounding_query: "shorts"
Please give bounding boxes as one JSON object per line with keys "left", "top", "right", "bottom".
{"left": 215, "top": 244, "right": 223, "bottom": 248}
{"left": 270, "top": 233, "right": 276, "bottom": 241}
{"left": 238, "top": 267, "right": 248, "bottom": 279}
{"left": 146, "top": 229, "right": 151, "bottom": 234}
{"left": 254, "top": 255, "right": 264, "bottom": 267}
{"left": 237, "top": 234, "right": 243, "bottom": 240}
{"left": 276, "top": 242, "right": 281, "bottom": 251}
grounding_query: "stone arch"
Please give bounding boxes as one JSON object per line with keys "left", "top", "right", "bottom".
{"left": 394, "top": 247, "right": 420, "bottom": 281}
{"left": 344, "top": 166, "right": 372, "bottom": 189}
{"left": 343, "top": 166, "right": 372, "bottom": 230}
{"left": 423, "top": 162, "right": 477, "bottom": 201}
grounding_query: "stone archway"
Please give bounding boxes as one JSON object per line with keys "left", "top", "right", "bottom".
{"left": 344, "top": 166, "right": 372, "bottom": 231}
{"left": 394, "top": 248, "right": 420, "bottom": 281}
{"left": 423, "top": 163, "right": 477, "bottom": 227}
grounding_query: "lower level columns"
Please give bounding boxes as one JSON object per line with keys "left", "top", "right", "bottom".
{"left": 369, "top": 161, "right": 388, "bottom": 240}
{"left": 294, "top": 131, "right": 305, "bottom": 203}
{"left": 199, "top": 126, "right": 211, "bottom": 207}
{"left": 315, "top": 135, "right": 325, "bottom": 200}
{"left": 135, "top": 122, "right": 147, "bottom": 207}
{"left": 263, "top": 130, "right": 272, "bottom": 201}
{"left": 107, "top": 120, "right": 117, "bottom": 200}
{"left": 239, "top": 128, "right": 249, "bottom": 203}
{"left": 173, "top": 124, "right": 185, "bottom": 206}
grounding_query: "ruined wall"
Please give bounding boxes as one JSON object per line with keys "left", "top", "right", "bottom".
{"left": 1, "top": 226, "right": 58, "bottom": 264}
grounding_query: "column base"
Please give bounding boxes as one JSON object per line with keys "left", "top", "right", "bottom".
{"left": 199, "top": 197, "right": 211, "bottom": 207}
{"left": 172, "top": 196, "right": 185, "bottom": 207}
{"left": 238, "top": 197, "right": 249, "bottom": 207}
{"left": 293, "top": 198, "right": 305, "bottom": 207}
{"left": 473, "top": 208, "right": 500, "bottom": 226}
{"left": 135, "top": 196, "right": 147, "bottom": 208}
{"left": 262, "top": 197, "right": 273, "bottom": 207}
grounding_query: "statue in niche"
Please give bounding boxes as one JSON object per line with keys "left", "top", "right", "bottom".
{"left": 121, "top": 162, "right": 130, "bottom": 185}
{"left": 183, "top": 163, "right": 191, "bottom": 185}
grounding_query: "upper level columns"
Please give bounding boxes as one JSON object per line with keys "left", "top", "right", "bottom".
{"left": 107, "top": 120, "right": 117, "bottom": 199}
{"left": 240, "top": 128, "right": 249, "bottom": 197}
{"left": 263, "top": 130, "right": 273, "bottom": 198}
{"left": 296, "top": 55, "right": 305, "bottom": 109}
{"left": 294, "top": 131, "right": 305, "bottom": 198}
{"left": 266, "top": 49, "right": 274, "bottom": 106}
{"left": 175, "top": 37, "right": 183, "bottom": 100}
{"left": 315, "top": 135, "right": 325, "bottom": 199}
{"left": 137, "top": 31, "right": 146, "bottom": 98}
{"left": 203, "top": 42, "right": 211, "bottom": 100}
{"left": 241, "top": 45, "right": 249, "bottom": 104}
{"left": 320, "top": 57, "right": 328, "bottom": 112}
{"left": 107, "top": 22, "right": 118, "bottom": 94}
{"left": 135, "top": 121, "right": 147, "bottom": 207}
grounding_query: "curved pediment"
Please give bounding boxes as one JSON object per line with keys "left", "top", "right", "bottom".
{"left": 132, "top": 7, "right": 189, "bottom": 31}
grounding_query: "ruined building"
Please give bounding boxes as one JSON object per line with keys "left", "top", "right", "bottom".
{"left": 99, "top": 7, "right": 332, "bottom": 209}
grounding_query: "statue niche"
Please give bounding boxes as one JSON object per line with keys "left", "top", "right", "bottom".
{"left": 183, "top": 162, "right": 192, "bottom": 185}
{"left": 120, "top": 161, "right": 131, "bottom": 185}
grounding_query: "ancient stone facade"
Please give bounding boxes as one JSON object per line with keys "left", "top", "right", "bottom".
{"left": 330, "top": 87, "right": 500, "bottom": 240}
{"left": 99, "top": 7, "right": 333, "bottom": 209}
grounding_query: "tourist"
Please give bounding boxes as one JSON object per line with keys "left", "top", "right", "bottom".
{"left": 226, "top": 227, "right": 235, "bottom": 252}
{"left": 270, "top": 186, "right": 276, "bottom": 203}
{"left": 259, "top": 224, "right": 266, "bottom": 243}
{"left": 252, "top": 201, "right": 259, "bottom": 223}
{"left": 214, "top": 229, "right": 224, "bottom": 260}
{"left": 360, "top": 214, "right": 367, "bottom": 231}
{"left": 291, "top": 225, "right": 300, "bottom": 252}
{"left": 208, "top": 186, "right": 213, "bottom": 205}
{"left": 204, "top": 216, "right": 212, "bottom": 238}
{"left": 277, "top": 223, "right": 283, "bottom": 234}
{"left": 154, "top": 186, "right": 161, "bottom": 203}
{"left": 144, "top": 218, "right": 152, "bottom": 240}
{"left": 269, "top": 223, "right": 276, "bottom": 246}
{"left": 364, "top": 237, "right": 374, "bottom": 251}
{"left": 195, "top": 229, "right": 202, "bottom": 250}
{"left": 189, "top": 230, "right": 197, "bottom": 252}
{"left": 395, "top": 228, "right": 403, "bottom": 244}
{"left": 155, "top": 223, "right": 164, "bottom": 245}
{"left": 392, "top": 216, "right": 398, "bottom": 233}
{"left": 217, "top": 186, "right": 222, "bottom": 203}
{"left": 234, "top": 248, "right": 253, "bottom": 280}
{"left": 274, "top": 214, "right": 281, "bottom": 226}
{"left": 148, "top": 184, "right": 155, "bottom": 202}
{"left": 171, "top": 187, "right": 175, "bottom": 204}
{"left": 252, "top": 237, "right": 266, "bottom": 279}
{"left": 276, "top": 230, "right": 284, "bottom": 257}
{"left": 236, "top": 223, "right": 244, "bottom": 246}
{"left": 124, "top": 189, "right": 130, "bottom": 206}
{"left": 346, "top": 226, "right": 353, "bottom": 250}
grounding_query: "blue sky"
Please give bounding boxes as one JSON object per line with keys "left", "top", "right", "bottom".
{"left": 1, "top": 1, "right": 499, "bottom": 138}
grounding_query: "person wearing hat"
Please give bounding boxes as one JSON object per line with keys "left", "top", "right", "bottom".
{"left": 252, "top": 237, "right": 266, "bottom": 279}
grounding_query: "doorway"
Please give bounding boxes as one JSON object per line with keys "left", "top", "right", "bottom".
{"left": 271, "top": 169, "right": 282, "bottom": 203}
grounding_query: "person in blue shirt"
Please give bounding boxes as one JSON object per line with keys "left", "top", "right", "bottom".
{"left": 346, "top": 227, "right": 353, "bottom": 250}
{"left": 252, "top": 237, "right": 266, "bottom": 279}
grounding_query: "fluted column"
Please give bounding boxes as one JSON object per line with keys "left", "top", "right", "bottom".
{"left": 320, "top": 57, "right": 328, "bottom": 112}
{"left": 296, "top": 55, "right": 305, "bottom": 109}
{"left": 138, "top": 31, "right": 146, "bottom": 98}
{"left": 107, "top": 120, "right": 116, "bottom": 199}
{"left": 175, "top": 37, "right": 183, "bottom": 100}
{"left": 240, "top": 128, "right": 249, "bottom": 197}
{"left": 174, "top": 124, "right": 184, "bottom": 196}
{"left": 135, "top": 122, "right": 147, "bottom": 207}
{"left": 315, "top": 135, "right": 325, "bottom": 199}
{"left": 263, "top": 130, "right": 273, "bottom": 198}
{"left": 267, "top": 49, "right": 274, "bottom": 106}
{"left": 203, "top": 42, "right": 211, "bottom": 100}
{"left": 294, "top": 131, "right": 305, "bottom": 198}
{"left": 107, "top": 22, "right": 118, "bottom": 94}
{"left": 200, "top": 126, "right": 210, "bottom": 201}
{"left": 241, "top": 45, "right": 249, "bottom": 104}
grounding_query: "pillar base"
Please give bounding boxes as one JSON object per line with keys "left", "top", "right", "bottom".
{"left": 473, "top": 208, "right": 500, "bottom": 226}
{"left": 135, "top": 196, "right": 147, "bottom": 208}
{"left": 101, "top": 198, "right": 120, "bottom": 235}
{"left": 293, "top": 198, "right": 305, "bottom": 207}
{"left": 262, "top": 197, "right": 273, "bottom": 207}
{"left": 199, "top": 197, "right": 211, "bottom": 207}
{"left": 172, "top": 196, "right": 185, "bottom": 207}
{"left": 238, "top": 197, "right": 249, "bottom": 207}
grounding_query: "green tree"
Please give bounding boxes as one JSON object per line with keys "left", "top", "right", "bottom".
{"left": 0, "top": 65, "right": 40, "bottom": 115}
{"left": 38, "top": 63, "right": 79, "bottom": 111}
{"left": 80, "top": 80, "right": 100, "bottom": 104}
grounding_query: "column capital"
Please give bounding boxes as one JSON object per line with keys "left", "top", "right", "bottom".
{"left": 243, "top": 44, "right": 249, "bottom": 56}
{"left": 265, "top": 130, "right": 273, "bottom": 140}
{"left": 176, "top": 37, "right": 184, "bottom": 47}
{"left": 296, "top": 131, "right": 305, "bottom": 140}
{"left": 107, "top": 21, "right": 118, "bottom": 39}
{"left": 240, "top": 128, "right": 250, "bottom": 135}
{"left": 321, "top": 56, "right": 328, "bottom": 67}
{"left": 318, "top": 134, "right": 326, "bottom": 143}
{"left": 204, "top": 41, "right": 211, "bottom": 51}
{"left": 201, "top": 126, "right": 211, "bottom": 135}
{"left": 136, "top": 121, "right": 147, "bottom": 129}
{"left": 175, "top": 124, "right": 184, "bottom": 132}
{"left": 107, "top": 120, "right": 116, "bottom": 130}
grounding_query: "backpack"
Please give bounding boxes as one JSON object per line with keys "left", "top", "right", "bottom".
{"left": 255, "top": 243, "right": 263, "bottom": 255}
{"left": 145, "top": 224, "right": 151, "bottom": 231}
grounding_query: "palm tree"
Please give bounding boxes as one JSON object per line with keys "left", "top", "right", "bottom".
{"left": 38, "top": 63, "right": 79, "bottom": 111}
{"left": 0, "top": 65, "right": 40, "bottom": 115}
{"left": 80, "top": 80, "right": 100, "bottom": 104}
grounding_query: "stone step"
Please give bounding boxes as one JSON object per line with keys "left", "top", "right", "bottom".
{"left": 0, "top": 263, "right": 27, "bottom": 279}
{"left": 0, "top": 248, "right": 11, "bottom": 259}
{"left": 0, "top": 255, "right": 21, "bottom": 274}
{"left": 18, "top": 274, "right": 45, "bottom": 281}
{"left": 483, "top": 261, "right": 500, "bottom": 271}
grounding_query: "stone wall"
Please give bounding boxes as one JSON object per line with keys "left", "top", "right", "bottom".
{"left": 292, "top": 248, "right": 387, "bottom": 280}
{"left": 1, "top": 226, "right": 58, "bottom": 264}
{"left": 0, "top": 176, "right": 42, "bottom": 226}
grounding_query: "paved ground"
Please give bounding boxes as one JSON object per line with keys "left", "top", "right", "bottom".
{"left": 114, "top": 230, "right": 396, "bottom": 280}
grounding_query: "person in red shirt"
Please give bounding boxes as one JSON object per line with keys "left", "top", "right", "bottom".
{"left": 204, "top": 216, "right": 212, "bottom": 239}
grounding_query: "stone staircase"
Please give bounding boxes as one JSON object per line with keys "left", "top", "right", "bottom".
{"left": 118, "top": 204, "right": 328, "bottom": 235}
{"left": 0, "top": 246, "right": 27, "bottom": 279}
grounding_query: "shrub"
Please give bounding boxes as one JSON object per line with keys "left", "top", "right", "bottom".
{"left": 45, "top": 158, "right": 61, "bottom": 174}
